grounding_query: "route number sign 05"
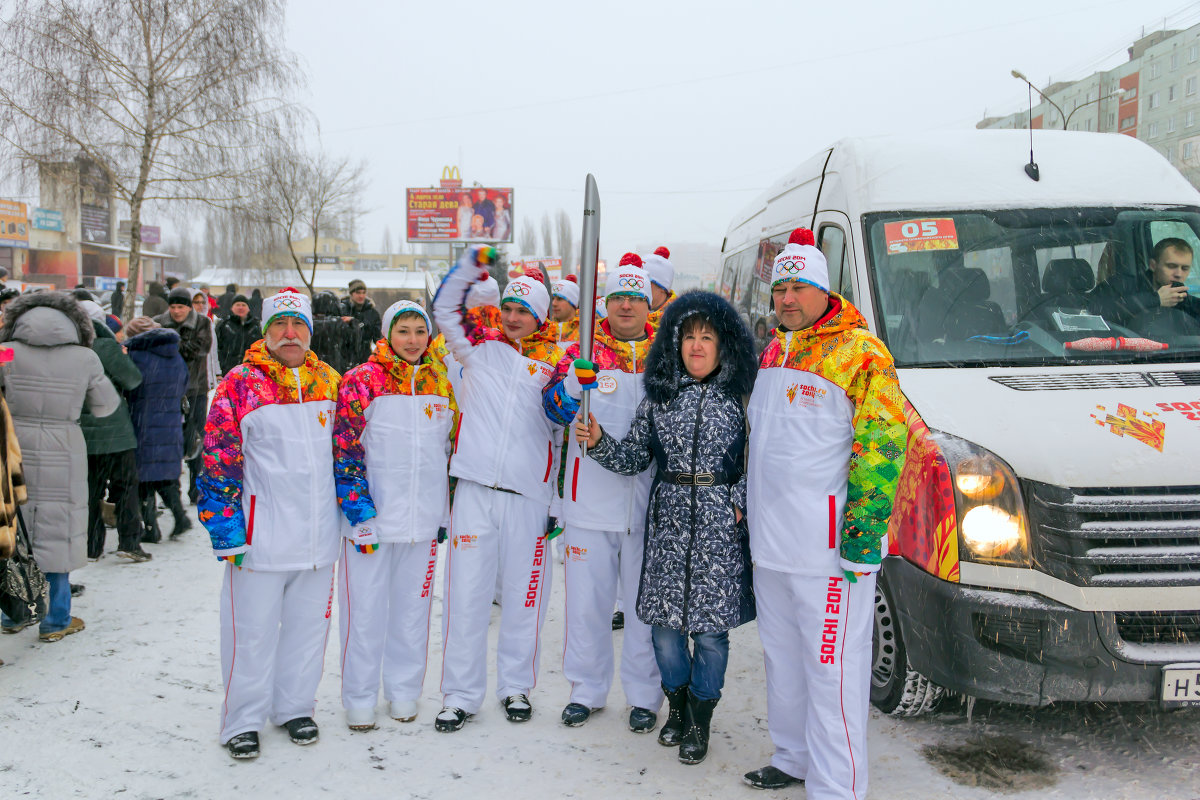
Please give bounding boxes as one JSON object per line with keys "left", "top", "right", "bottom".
{"left": 884, "top": 218, "right": 959, "bottom": 253}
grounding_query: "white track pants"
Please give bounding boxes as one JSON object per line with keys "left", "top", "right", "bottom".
{"left": 440, "top": 480, "right": 553, "bottom": 714}
{"left": 218, "top": 563, "right": 336, "bottom": 743}
{"left": 338, "top": 537, "right": 439, "bottom": 714}
{"left": 561, "top": 526, "right": 662, "bottom": 711}
{"left": 754, "top": 567, "right": 875, "bottom": 800}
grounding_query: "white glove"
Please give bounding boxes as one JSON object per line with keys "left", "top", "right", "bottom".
{"left": 350, "top": 520, "right": 380, "bottom": 554}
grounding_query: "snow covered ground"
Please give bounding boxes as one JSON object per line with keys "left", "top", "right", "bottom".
{"left": 2, "top": 522, "right": 1198, "bottom": 800}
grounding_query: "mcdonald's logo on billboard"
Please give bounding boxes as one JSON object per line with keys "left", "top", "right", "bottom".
{"left": 440, "top": 166, "right": 462, "bottom": 189}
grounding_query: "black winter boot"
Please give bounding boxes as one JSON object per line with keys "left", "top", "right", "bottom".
{"left": 678, "top": 696, "right": 718, "bottom": 765}
{"left": 657, "top": 685, "right": 688, "bottom": 747}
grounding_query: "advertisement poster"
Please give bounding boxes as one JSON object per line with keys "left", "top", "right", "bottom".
{"left": 407, "top": 186, "right": 513, "bottom": 243}
{"left": 511, "top": 257, "right": 562, "bottom": 281}
{"left": 119, "top": 220, "right": 161, "bottom": 245}
{"left": 0, "top": 200, "right": 29, "bottom": 249}
{"left": 81, "top": 204, "right": 111, "bottom": 244}
{"left": 31, "top": 207, "right": 64, "bottom": 232}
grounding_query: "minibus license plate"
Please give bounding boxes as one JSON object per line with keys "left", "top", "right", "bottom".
{"left": 1161, "top": 663, "right": 1200, "bottom": 707}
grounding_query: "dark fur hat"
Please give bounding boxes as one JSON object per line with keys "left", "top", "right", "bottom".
{"left": 643, "top": 290, "right": 757, "bottom": 404}
{"left": 0, "top": 290, "right": 95, "bottom": 346}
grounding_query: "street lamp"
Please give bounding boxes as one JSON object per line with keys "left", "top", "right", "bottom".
{"left": 1011, "top": 70, "right": 1067, "bottom": 129}
{"left": 1064, "top": 88, "right": 1126, "bottom": 129}
{"left": 1011, "top": 70, "right": 1126, "bottom": 130}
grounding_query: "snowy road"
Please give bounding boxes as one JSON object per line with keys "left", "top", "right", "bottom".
{"left": 2, "top": 523, "right": 1198, "bottom": 799}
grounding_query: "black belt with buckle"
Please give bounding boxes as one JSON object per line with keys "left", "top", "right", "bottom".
{"left": 658, "top": 470, "right": 735, "bottom": 486}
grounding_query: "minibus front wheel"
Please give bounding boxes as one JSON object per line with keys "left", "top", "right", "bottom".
{"left": 871, "top": 570, "right": 945, "bottom": 716}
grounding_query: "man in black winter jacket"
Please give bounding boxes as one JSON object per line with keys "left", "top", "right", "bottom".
{"left": 215, "top": 283, "right": 239, "bottom": 320}
{"left": 215, "top": 295, "right": 262, "bottom": 374}
{"left": 339, "top": 279, "right": 382, "bottom": 367}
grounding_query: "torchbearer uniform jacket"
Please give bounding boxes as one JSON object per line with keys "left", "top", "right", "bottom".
{"left": 432, "top": 264, "right": 564, "bottom": 505}
{"left": 333, "top": 339, "right": 458, "bottom": 541}
{"left": 197, "top": 340, "right": 341, "bottom": 570}
{"left": 543, "top": 319, "right": 654, "bottom": 533}
{"left": 747, "top": 294, "right": 907, "bottom": 576}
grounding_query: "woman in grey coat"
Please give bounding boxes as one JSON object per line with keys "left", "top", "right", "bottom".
{"left": 0, "top": 292, "right": 119, "bottom": 641}
{"left": 576, "top": 290, "right": 757, "bottom": 766}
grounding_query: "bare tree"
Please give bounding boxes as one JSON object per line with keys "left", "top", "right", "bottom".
{"left": 519, "top": 223, "right": 538, "bottom": 258}
{"left": 555, "top": 209, "right": 574, "bottom": 276}
{"left": 541, "top": 212, "right": 554, "bottom": 258}
{"left": 246, "top": 141, "right": 367, "bottom": 296}
{"left": 381, "top": 226, "right": 393, "bottom": 257}
{"left": 0, "top": 0, "right": 301, "bottom": 320}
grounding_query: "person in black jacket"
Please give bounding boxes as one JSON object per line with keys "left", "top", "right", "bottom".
{"left": 248, "top": 288, "right": 264, "bottom": 320}
{"left": 154, "top": 287, "right": 213, "bottom": 504}
{"left": 576, "top": 290, "right": 757, "bottom": 767}
{"left": 1091, "top": 237, "right": 1200, "bottom": 330}
{"left": 339, "top": 280, "right": 382, "bottom": 367}
{"left": 313, "top": 290, "right": 358, "bottom": 374}
{"left": 215, "top": 283, "right": 238, "bottom": 320}
{"left": 215, "top": 295, "right": 262, "bottom": 375}
{"left": 142, "top": 281, "right": 169, "bottom": 318}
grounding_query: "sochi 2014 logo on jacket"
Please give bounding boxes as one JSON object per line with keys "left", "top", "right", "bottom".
{"left": 786, "top": 382, "right": 827, "bottom": 407}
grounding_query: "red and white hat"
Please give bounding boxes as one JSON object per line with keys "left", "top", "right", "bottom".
{"left": 771, "top": 228, "right": 828, "bottom": 292}
{"left": 551, "top": 276, "right": 580, "bottom": 308}
{"left": 642, "top": 245, "right": 674, "bottom": 292}
{"left": 501, "top": 275, "right": 550, "bottom": 324}
{"left": 604, "top": 253, "right": 652, "bottom": 304}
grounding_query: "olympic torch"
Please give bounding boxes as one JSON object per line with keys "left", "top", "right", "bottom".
{"left": 578, "top": 174, "right": 600, "bottom": 458}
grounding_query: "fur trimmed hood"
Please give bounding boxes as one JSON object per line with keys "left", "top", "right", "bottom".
{"left": 0, "top": 291, "right": 95, "bottom": 347}
{"left": 643, "top": 290, "right": 757, "bottom": 404}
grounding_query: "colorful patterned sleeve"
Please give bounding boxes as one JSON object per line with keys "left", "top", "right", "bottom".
{"left": 198, "top": 373, "right": 248, "bottom": 556}
{"left": 841, "top": 336, "right": 908, "bottom": 572}
{"left": 542, "top": 343, "right": 582, "bottom": 426}
{"left": 333, "top": 368, "right": 378, "bottom": 527}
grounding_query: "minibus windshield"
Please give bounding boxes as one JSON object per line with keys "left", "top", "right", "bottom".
{"left": 864, "top": 207, "right": 1200, "bottom": 368}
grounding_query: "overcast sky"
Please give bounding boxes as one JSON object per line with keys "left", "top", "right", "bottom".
{"left": 285, "top": 0, "right": 1199, "bottom": 266}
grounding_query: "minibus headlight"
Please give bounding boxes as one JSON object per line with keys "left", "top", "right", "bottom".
{"left": 929, "top": 430, "right": 1030, "bottom": 566}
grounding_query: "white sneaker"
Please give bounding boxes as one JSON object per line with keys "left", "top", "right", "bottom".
{"left": 389, "top": 700, "right": 417, "bottom": 722}
{"left": 346, "top": 707, "right": 376, "bottom": 731}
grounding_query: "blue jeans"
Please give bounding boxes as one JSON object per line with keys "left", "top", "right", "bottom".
{"left": 651, "top": 626, "right": 729, "bottom": 701}
{"left": 1, "top": 572, "right": 70, "bottom": 634}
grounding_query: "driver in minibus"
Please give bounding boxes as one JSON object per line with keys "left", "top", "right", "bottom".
{"left": 1092, "top": 237, "right": 1200, "bottom": 326}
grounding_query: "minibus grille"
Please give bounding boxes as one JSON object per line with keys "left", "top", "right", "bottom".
{"left": 1024, "top": 481, "right": 1200, "bottom": 588}
{"left": 1114, "top": 611, "right": 1200, "bottom": 644}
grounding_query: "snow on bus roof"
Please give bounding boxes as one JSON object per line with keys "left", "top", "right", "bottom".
{"left": 730, "top": 131, "right": 1200, "bottom": 232}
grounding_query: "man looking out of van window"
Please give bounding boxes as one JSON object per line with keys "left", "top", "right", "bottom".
{"left": 742, "top": 228, "right": 907, "bottom": 796}
{"left": 1093, "top": 237, "right": 1200, "bottom": 325}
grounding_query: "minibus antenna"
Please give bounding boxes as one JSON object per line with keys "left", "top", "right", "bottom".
{"left": 1023, "top": 82, "right": 1040, "bottom": 181}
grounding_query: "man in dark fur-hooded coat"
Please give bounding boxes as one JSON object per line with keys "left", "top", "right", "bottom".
{"left": 587, "top": 290, "right": 758, "bottom": 634}
{"left": 0, "top": 292, "right": 119, "bottom": 582}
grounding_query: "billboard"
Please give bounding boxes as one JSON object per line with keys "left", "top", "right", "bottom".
{"left": 31, "top": 207, "right": 64, "bottom": 232}
{"left": 407, "top": 186, "right": 513, "bottom": 243}
{"left": 511, "top": 257, "right": 562, "bottom": 281}
{"left": 0, "top": 200, "right": 29, "bottom": 249}
{"left": 119, "top": 220, "right": 161, "bottom": 245}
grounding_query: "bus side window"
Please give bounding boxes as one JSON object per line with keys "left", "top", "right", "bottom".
{"left": 720, "top": 253, "right": 739, "bottom": 297}
{"left": 818, "top": 225, "right": 852, "bottom": 303}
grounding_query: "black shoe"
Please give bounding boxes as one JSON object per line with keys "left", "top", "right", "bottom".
{"left": 502, "top": 694, "right": 532, "bottom": 723}
{"left": 561, "top": 702, "right": 596, "bottom": 727}
{"left": 743, "top": 765, "right": 803, "bottom": 790}
{"left": 434, "top": 706, "right": 472, "bottom": 732}
{"left": 70, "top": 583, "right": 85, "bottom": 598}
{"left": 678, "top": 696, "right": 718, "bottom": 765}
{"left": 142, "top": 528, "right": 162, "bottom": 544}
{"left": 629, "top": 707, "right": 657, "bottom": 733}
{"left": 170, "top": 516, "right": 193, "bottom": 539}
{"left": 226, "top": 731, "right": 260, "bottom": 759}
{"left": 658, "top": 685, "right": 688, "bottom": 746}
{"left": 283, "top": 716, "right": 319, "bottom": 745}
{"left": 611, "top": 611, "right": 624, "bottom": 630}
{"left": 115, "top": 547, "right": 153, "bottom": 563}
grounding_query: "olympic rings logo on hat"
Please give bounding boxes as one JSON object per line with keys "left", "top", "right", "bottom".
{"left": 618, "top": 275, "right": 645, "bottom": 290}
{"left": 508, "top": 283, "right": 531, "bottom": 297}
{"left": 776, "top": 257, "right": 807, "bottom": 275}
{"left": 276, "top": 296, "right": 303, "bottom": 309}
